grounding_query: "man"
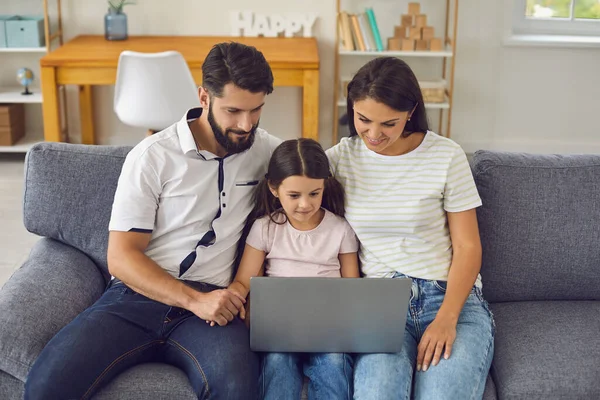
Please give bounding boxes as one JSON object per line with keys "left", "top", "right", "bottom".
{"left": 25, "top": 42, "right": 281, "bottom": 399}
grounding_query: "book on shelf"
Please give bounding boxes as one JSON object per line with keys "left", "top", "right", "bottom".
{"left": 349, "top": 14, "right": 366, "bottom": 51}
{"left": 366, "top": 8, "right": 384, "bottom": 51}
{"left": 338, "top": 8, "right": 384, "bottom": 52}
{"left": 358, "top": 13, "right": 376, "bottom": 51}
{"left": 338, "top": 12, "right": 354, "bottom": 51}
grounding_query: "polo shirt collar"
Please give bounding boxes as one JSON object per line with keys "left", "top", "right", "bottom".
{"left": 177, "top": 108, "right": 221, "bottom": 160}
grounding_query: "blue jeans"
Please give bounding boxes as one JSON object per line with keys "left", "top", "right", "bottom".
{"left": 354, "top": 273, "right": 495, "bottom": 400}
{"left": 260, "top": 352, "right": 353, "bottom": 400}
{"left": 24, "top": 280, "right": 259, "bottom": 400}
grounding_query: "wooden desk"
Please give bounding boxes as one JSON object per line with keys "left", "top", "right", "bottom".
{"left": 40, "top": 35, "right": 320, "bottom": 144}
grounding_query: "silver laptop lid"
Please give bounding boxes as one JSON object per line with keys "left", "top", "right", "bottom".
{"left": 250, "top": 277, "right": 411, "bottom": 353}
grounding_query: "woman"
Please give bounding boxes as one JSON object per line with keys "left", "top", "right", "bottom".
{"left": 326, "top": 57, "right": 494, "bottom": 400}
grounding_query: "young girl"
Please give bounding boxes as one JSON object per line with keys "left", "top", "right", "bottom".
{"left": 228, "top": 138, "right": 360, "bottom": 400}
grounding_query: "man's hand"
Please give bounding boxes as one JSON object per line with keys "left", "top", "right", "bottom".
{"left": 416, "top": 315, "right": 457, "bottom": 372}
{"left": 190, "top": 289, "right": 246, "bottom": 327}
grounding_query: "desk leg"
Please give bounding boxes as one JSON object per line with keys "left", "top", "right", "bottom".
{"left": 302, "top": 69, "right": 319, "bottom": 141}
{"left": 41, "top": 67, "right": 62, "bottom": 142}
{"left": 79, "top": 85, "right": 96, "bottom": 145}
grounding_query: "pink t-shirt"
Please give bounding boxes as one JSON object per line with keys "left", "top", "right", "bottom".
{"left": 246, "top": 209, "right": 359, "bottom": 277}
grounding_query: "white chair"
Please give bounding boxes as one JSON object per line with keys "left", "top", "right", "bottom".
{"left": 114, "top": 50, "right": 200, "bottom": 132}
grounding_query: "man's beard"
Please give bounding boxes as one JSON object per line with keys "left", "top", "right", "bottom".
{"left": 207, "top": 104, "right": 258, "bottom": 155}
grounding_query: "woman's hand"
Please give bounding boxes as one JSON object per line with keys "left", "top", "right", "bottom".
{"left": 416, "top": 314, "right": 457, "bottom": 372}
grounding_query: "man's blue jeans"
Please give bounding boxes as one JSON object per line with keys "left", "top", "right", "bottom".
{"left": 354, "top": 273, "right": 495, "bottom": 400}
{"left": 24, "top": 280, "right": 259, "bottom": 400}
{"left": 259, "top": 352, "right": 353, "bottom": 400}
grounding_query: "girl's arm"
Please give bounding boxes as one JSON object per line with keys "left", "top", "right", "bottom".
{"left": 339, "top": 252, "right": 360, "bottom": 278}
{"left": 226, "top": 244, "right": 265, "bottom": 325}
{"left": 228, "top": 244, "right": 266, "bottom": 300}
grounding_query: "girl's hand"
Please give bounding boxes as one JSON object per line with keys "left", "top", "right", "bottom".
{"left": 416, "top": 315, "right": 457, "bottom": 372}
{"left": 227, "top": 288, "right": 247, "bottom": 320}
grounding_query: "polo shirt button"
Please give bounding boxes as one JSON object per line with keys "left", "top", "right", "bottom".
{"left": 222, "top": 203, "right": 226, "bottom": 208}
{"left": 222, "top": 192, "right": 226, "bottom": 196}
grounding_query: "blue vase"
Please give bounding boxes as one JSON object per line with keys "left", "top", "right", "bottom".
{"left": 104, "top": 9, "right": 128, "bottom": 41}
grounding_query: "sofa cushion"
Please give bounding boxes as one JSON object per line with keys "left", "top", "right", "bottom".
{"left": 0, "top": 370, "right": 23, "bottom": 400}
{"left": 23, "top": 143, "right": 132, "bottom": 278}
{"left": 0, "top": 239, "right": 106, "bottom": 381}
{"left": 93, "top": 363, "right": 195, "bottom": 400}
{"left": 490, "top": 301, "right": 600, "bottom": 400}
{"left": 483, "top": 374, "right": 497, "bottom": 400}
{"left": 472, "top": 151, "right": 600, "bottom": 302}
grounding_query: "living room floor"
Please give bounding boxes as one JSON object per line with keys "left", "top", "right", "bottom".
{"left": 0, "top": 155, "right": 38, "bottom": 288}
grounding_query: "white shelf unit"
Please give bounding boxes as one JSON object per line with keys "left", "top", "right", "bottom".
{"left": 0, "top": 132, "right": 44, "bottom": 153}
{"left": 0, "top": 0, "right": 63, "bottom": 154}
{"left": 0, "top": 87, "right": 43, "bottom": 103}
{"left": 0, "top": 47, "right": 47, "bottom": 53}
{"left": 339, "top": 47, "right": 453, "bottom": 57}
{"left": 333, "top": 0, "right": 459, "bottom": 143}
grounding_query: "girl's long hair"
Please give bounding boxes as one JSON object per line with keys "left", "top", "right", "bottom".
{"left": 232, "top": 138, "right": 346, "bottom": 275}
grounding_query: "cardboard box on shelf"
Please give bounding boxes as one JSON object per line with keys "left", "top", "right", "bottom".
{"left": 430, "top": 37, "right": 443, "bottom": 51}
{"left": 408, "top": 2, "right": 420, "bottom": 15}
{"left": 0, "top": 104, "right": 25, "bottom": 146}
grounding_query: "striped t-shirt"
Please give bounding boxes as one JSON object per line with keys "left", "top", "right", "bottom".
{"left": 326, "top": 132, "right": 482, "bottom": 283}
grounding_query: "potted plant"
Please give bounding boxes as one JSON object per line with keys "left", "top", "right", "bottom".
{"left": 104, "top": 1, "right": 136, "bottom": 41}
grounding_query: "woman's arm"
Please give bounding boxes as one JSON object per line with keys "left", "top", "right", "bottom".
{"left": 438, "top": 209, "right": 482, "bottom": 320}
{"left": 416, "top": 208, "right": 482, "bottom": 372}
{"left": 339, "top": 252, "right": 360, "bottom": 277}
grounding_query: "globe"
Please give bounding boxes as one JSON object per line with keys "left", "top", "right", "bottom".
{"left": 17, "top": 67, "right": 34, "bottom": 95}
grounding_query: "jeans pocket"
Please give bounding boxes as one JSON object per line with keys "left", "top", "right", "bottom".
{"left": 433, "top": 280, "right": 478, "bottom": 297}
{"left": 433, "top": 280, "right": 447, "bottom": 293}
{"left": 110, "top": 282, "right": 137, "bottom": 296}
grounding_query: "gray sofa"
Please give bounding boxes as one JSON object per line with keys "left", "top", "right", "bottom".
{"left": 0, "top": 142, "right": 598, "bottom": 399}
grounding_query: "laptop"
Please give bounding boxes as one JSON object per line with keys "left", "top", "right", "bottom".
{"left": 249, "top": 276, "right": 412, "bottom": 353}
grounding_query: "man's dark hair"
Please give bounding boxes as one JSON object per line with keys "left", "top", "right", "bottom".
{"left": 202, "top": 42, "right": 274, "bottom": 97}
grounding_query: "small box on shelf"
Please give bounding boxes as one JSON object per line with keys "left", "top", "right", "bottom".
{"left": 415, "top": 39, "right": 428, "bottom": 51}
{"left": 420, "top": 81, "right": 446, "bottom": 103}
{"left": 408, "top": 2, "right": 421, "bottom": 15}
{"left": 401, "top": 14, "right": 414, "bottom": 27}
{"left": 409, "top": 26, "right": 421, "bottom": 40}
{"left": 0, "top": 15, "right": 17, "bottom": 48}
{"left": 387, "top": 37, "right": 402, "bottom": 51}
{"left": 402, "top": 39, "right": 415, "bottom": 51}
{"left": 430, "top": 38, "right": 443, "bottom": 51}
{"left": 422, "top": 26, "right": 434, "bottom": 40}
{"left": 5, "top": 16, "right": 45, "bottom": 48}
{"left": 386, "top": 3, "right": 447, "bottom": 53}
{"left": 0, "top": 103, "right": 25, "bottom": 146}
{"left": 394, "top": 26, "right": 407, "bottom": 39}
{"left": 342, "top": 79, "right": 350, "bottom": 97}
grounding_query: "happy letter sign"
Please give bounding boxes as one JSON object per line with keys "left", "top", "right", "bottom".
{"left": 230, "top": 11, "right": 317, "bottom": 37}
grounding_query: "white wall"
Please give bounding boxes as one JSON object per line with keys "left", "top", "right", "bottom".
{"left": 452, "top": 0, "right": 600, "bottom": 154}
{"left": 10, "top": 0, "right": 600, "bottom": 153}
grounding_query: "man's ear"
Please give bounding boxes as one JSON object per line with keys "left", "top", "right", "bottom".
{"left": 198, "top": 87, "right": 210, "bottom": 109}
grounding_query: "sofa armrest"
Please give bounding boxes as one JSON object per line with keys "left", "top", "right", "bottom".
{"left": 0, "top": 238, "right": 106, "bottom": 381}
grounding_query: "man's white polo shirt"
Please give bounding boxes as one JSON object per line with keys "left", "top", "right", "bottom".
{"left": 109, "top": 108, "right": 281, "bottom": 287}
